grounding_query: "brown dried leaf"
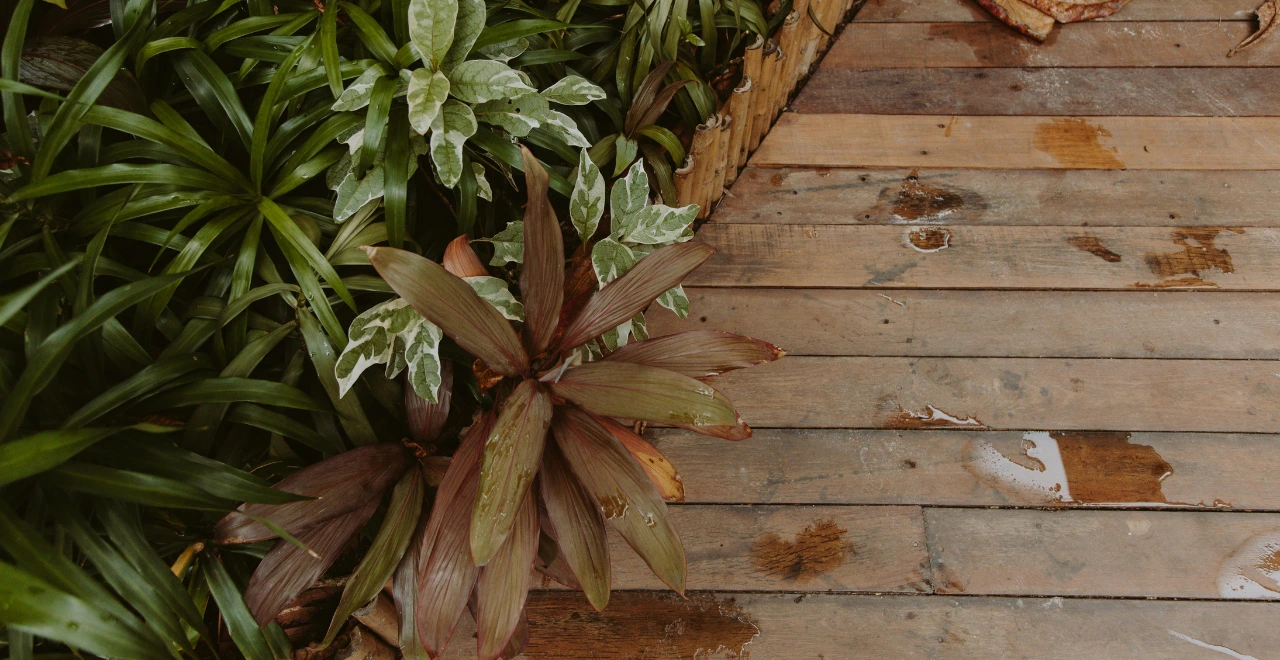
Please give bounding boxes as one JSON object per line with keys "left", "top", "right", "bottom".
{"left": 1230, "top": 0, "right": 1278, "bottom": 56}
{"left": 442, "top": 236, "right": 488, "bottom": 278}
{"left": 596, "top": 415, "right": 684, "bottom": 503}
{"left": 975, "top": 0, "right": 1055, "bottom": 40}
{"left": 1022, "top": 0, "right": 1129, "bottom": 22}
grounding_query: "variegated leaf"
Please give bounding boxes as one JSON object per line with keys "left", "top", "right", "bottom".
{"left": 464, "top": 276, "right": 524, "bottom": 321}
{"left": 617, "top": 204, "right": 697, "bottom": 245}
{"left": 569, "top": 149, "right": 605, "bottom": 241}
{"left": 331, "top": 67, "right": 386, "bottom": 112}
{"left": 429, "top": 100, "right": 477, "bottom": 188}
{"left": 443, "top": 0, "right": 485, "bottom": 72}
{"left": 476, "top": 38, "right": 528, "bottom": 62}
{"left": 654, "top": 284, "right": 689, "bottom": 318}
{"left": 402, "top": 320, "right": 444, "bottom": 402}
{"left": 334, "top": 165, "right": 386, "bottom": 223}
{"left": 608, "top": 160, "right": 648, "bottom": 235}
{"left": 473, "top": 163, "right": 492, "bottom": 201}
{"left": 335, "top": 298, "right": 445, "bottom": 402}
{"left": 590, "top": 238, "right": 635, "bottom": 285}
{"left": 486, "top": 221, "right": 523, "bottom": 266}
{"left": 540, "top": 75, "right": 607, "bottom": 106}
{"left": 408, "top": 0, "right": 456, "bottom": 71}
{"left": 407, "top": 69, "right": 450, "bottom": 135}
{"left": 473, "top": 94, "right": 548, "bottom": 137}
{"left": 449, "top": 60, "right": 535, "bottom": 104}
{"left": 539, "top": 109, "right": 591, "bottom": 148}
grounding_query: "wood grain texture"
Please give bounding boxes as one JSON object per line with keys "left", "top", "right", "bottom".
{"left": 647, "top": 429, "right": 1280, "bottom": 509}
{"left": 708, "top": 357, "right": 1280, "bottom": 432}
{"left": 564, "top": 505, "right": 930, "bottom": 592}
{"left": 647, "top": 289, "right": 1280, "bottom": 359}
{"left": 792, "top": 67, "right": 1280, "bottom": 116}
{"left": 856, "top": 0, "right": 1260, "bottom": 22}
{"left": 927, "top": 508, "right": 1280, "bottom": 599}
{"left": 715, "top": 168, "right": 1280, "bottom": 226}
{"left": 752, "top": 114, "right": 1280, "bottom": 170}
{"left": 684, "top": 225, "right": 1280, "bottom": 290}
{"left": 827, "top": 21, "right": 1280, "bottom": 68}
{"left": 443, "top": 593, "right": 1280, "bottom": 658}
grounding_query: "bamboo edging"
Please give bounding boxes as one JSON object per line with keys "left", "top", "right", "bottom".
{"left": 676, "top": 0, "right": 857, "bottom": 214}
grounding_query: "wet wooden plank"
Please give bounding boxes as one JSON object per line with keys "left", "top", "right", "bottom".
{"left": 580, "top": 505, "right": 929, "bottom": 592}
{"left": 792, "top": 68, "right": 1280, "bottom": 116}
{"left": 856, "top": 0, "right": 1259, "bottom": 22}
{"left": 753, "top": 114, "right": 1280, "bottom": 170}
{"left": 647, "top": 429, "right": 1280, "bottom": 510}
{"left": 708, "top": 357, "right": 1280, "bottom": 432}
{"left": 647, "top": 289, "right": 1280, "bottom": 359}
{"left": 443, "top": 592, "right": 1280, "bottom": 658}
{"left": 685, "top": 225, "right": 1280, "bottom": 291}
{"left": 827, "top": 21, "right": 1280, "bottom": 68}
{"left": 715, "top": 168, "right": 1280, "bottom": 226}
{"left": 927, "top": 508, "right": 1280, "bottom": 599}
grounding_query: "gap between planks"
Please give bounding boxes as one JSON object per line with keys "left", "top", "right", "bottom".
{"left": 856, "top": 0, "right": 1261, "bottom": 22}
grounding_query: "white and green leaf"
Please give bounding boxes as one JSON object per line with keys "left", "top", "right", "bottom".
{"left": 464, "top": 276, "right": 524, "bottom": 321}
{"left": 539, "top": 109, "right": 591, "bottom": 148}
{"left": 476, "top": 38, "right": 529, "bottom": 62}
{"left": 406, "top": 69, "right": 450, "bottom": 135}
{"left": 429, "top": 100, "right": 477, "bottom": 188}
{"left": 336, "top": 298, "right": 434, "bottom": 398}
{"left": 472, "top": 93, "right": 547, "bottom": 137}
{"left": 655, "top": 284, "right": 690, "bottom": 318}
{"left": 608, "top": 160, "right": 649, "bottom": 235}
{"left": 407, "top": 0, "right": 457, "bottom": 71}
{"left": 540, "top": 75, "right": 607, "bottom": 106}
{"left": 569, "top": 149, "right": 604, "bottom": 241}
{"left": 331, "top": 67, "right": 386, "bottom": 112}
{"left": 485, "top": 221, "right": 523, "bottom": 265}
{"left": 448, "top": 60, "right": 535, "bottom": 104}
{"left": 590, "top": 238, "right": 635, "bottom": 285}
{"left": 473, "top": 162, "right": 492, "bottom": 201}
{"left": 402, "top": 320, "right": 444, "bottom": 401}
{"left": 616, "top": 203, "right": 697, "bottom": 245}
{"left": 442, "top": 0, "right": 485, "bottom": 73}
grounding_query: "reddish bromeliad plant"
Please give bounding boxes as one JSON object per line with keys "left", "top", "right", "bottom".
{"left": 214, "top": 147, "right": 782, "bottom": 658}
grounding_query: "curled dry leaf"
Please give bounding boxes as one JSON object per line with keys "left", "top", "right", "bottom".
{"left": 442, "top": 235, "right": 489, "bottom": 278}
{"left": 596, "top": 415, "right": 685, "bottom": 503}
{"left": 1022, "top": 0, "right": 1129, "bottom": 22}
{"left": 975, "top": 0, "right": 1055, "bottom": 40}
{"left": 1230, "top": 0, "right": 1278, "bottom": 57}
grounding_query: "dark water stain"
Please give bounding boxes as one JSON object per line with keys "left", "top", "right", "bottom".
{"left": 892, "top": 169, "right": 967, "bottom": 220}
{"left": 864, "top": 261, "right": 918, "bottom": 286}
{"left": 1144, "top": 227, "right": 1245, "bottom": 279}
{"left": 1051, "top": 432, "right": 1173, "bottom": 503}
{"left": 522, "top": 592, "right": 759, "bottom": 658}
{"left": 751, "top": 519, "right": 855, "bottom": 582}
{"left": 1068, "top": 235, "right": 1122, "bottom": 263}
{"left": 1032, "top": 118, "right": 1125, "bottom": 169}
{"left": 907, "top": 227, "right": 951, "bottom": 252}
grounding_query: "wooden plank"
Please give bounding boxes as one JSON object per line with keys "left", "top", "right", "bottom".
{"left": 647, "top": 429, "right": 1280, "bottom": 509}
{"left": 826, "top": 21, "right": 1280, "bottom": 68}
{"left": 572, "top": 505, "right": 929, "bottom": 592}
{"left": 685, "top": 225, "right": 1280, "bottom": 290}
{"left": 927, "top": 508, "right": 1280, "bottom": 599}
{"left": 647, "top": 289, "right": 1280, "bottom": 359}
{"left": 706, "top": 357, "right": 1280, "bottom": 432}
{"left": 856, "top": 0, "right": 1260, "bottom": 22}
{"left": 752, "top": 114, "right": 1280, "bottom": 170}
{"left": 792, "top": 67, "right": 1280, "bottom": 116}
{"left": 443, "top": 593, "right": 1280, "bottom": 658}
{"left": 715, "top": 168, "right": 1280, "bottom": 226}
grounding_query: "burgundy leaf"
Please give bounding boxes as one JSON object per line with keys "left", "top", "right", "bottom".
{"left": 548, "top": 362, "right": 747, "bottom": 439}
{"left": 442, "top": 235, "right": 488, "bottom": 278}
{"left": 215, "top": 444, "right": 409, "bottom": 544}
{"left": 540, "top": 440, "right": 610, "bottom": 609}
{"left": 603, "top": 330, "right": 784, "bottom": 379}
{"left": 365, "top": 246, "right": 528, "bottom": 376}
{"left": 518, "top": 147, "right": 565, "bottom": 357}
{"left": 407, "top": 360, "right": 453, "bottom": 444}
{"left": 596, "top": 415, "right": 684, "bottom": 502}
{"left": 555, "top": 242, "right": 714, "bottom": 353}
{"left": 393, "top": 517, "right": 430, "bottom": 659}
{"left": 552, "top": 408, "right": 686, "bottom": 594}
{"left": 474, "top": 487, "right": 539, "bottom": 660}
{"left": 243, "top": 497, "right": 379, "bottom": 626}
{"left": 471, "top": 379, "right": 552, "bottom": 566}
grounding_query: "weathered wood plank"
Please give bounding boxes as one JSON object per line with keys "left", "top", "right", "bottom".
{"left": 826, "top": 22, "right": 1279, "bottom": 68}
{"left": 567, "top": 505, "right": 930, "bottom": 593}
{"left": 715, "top": 168, "right": 1280, "bottom": 226}
{"left": 792, "top": 67, "right": 1280, "bottom": 116}
{"left": 685, "top": 225, "right": 1280, "bottom": 290}
{"left": 753, "top": 114, "right": 1280, "bottom": 170}
{"left": 708, "top": 357, "right": 1280, "bottom": 432}
{"left": 443, "top": 593, "right": 1280, "bottom": 658}
{"left": 856, "top": 0, "right": 1259, "bottom": 22}
{"left": 927, "top": 508, "right": 1280, "bottom": 599}
{"left": 647, "top": 289, "right": 1280, "bottom": 359}
{"left": 647, "top": 429, "right": 1280, "bottom": 509}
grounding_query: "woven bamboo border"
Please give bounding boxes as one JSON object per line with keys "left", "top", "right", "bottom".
{"left": 678, "top": 0, "right": 856, "bottom": 217}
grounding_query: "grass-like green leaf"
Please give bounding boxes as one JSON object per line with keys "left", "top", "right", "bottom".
{"left": 0, "top": 427, "right": 120, "bottom": 486}
{"left": 201, "top": 551, "right": 274, "bottom": 660}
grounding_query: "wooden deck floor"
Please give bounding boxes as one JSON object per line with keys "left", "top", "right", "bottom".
{"left": 451, "top": 1, "right": 1280, "bottom": 657}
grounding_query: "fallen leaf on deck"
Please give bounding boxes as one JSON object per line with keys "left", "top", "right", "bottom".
{"left": 1023, "top": 0, "right": 1130, "bottom": 23}
{"left": 975, "top": 0, "right": 1057, "bottom": 41}
{"left": 1229, "top": 0, "right": 1278, "bottom": 57}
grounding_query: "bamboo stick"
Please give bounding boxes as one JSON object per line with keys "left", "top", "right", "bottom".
{"left": 687, "top": 115, "right": 720, "bottom": 218}
{"left": 748, "top": 40, "right": 781, "bottom": 152}
{"left": 773, "top": 11, "right": 801, "bottom": 118}
{"left": 724, "top": 76, "right": 752, "bottom": 184}
{"left": 674, "top": 155, "right": 695, "bottom": 208}
{"left": 738, "top": 36, "right": 765, "bottom": 167}
{"left": 697, "top": 114, "right": 725, "bottom": 218}
{"left": 710, "top": 113, "right": 733, "bottom": 204}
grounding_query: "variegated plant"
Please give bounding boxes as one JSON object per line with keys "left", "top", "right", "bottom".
{"left": 215, "top": 147, "right": 781, "bottom": 660}
{"left": 323, "top": 0, "right": 606, "bottom": 224}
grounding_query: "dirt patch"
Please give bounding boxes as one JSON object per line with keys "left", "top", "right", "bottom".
{"left": 906, "top": 227, "right": 951, "bottom": 252}
{"left": 891, "top": 169, "right": 968, "bottom": 221}
{"left": 1067, "top": 235, "right": 1122, "bottom": 263}
{"left": 1032, "top": 118, "right": 1125, "bottom": 169}
{"left": 1144, "top": 227, "right": 1244, "bottom": 279}
{"left": 522, "top": 592, "right": 760, "bottom": 658}
{"left": 1050, "top": 432, "right": 1172, "bottom": 503}
{"left": 1132, "top": 277, "right": 1220, "bottom": 289}
{"left": 751, "top": 520, "right": 856, "bottom": 582}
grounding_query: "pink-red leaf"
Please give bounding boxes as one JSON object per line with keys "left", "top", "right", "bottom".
{"left": 555, "top": 242, "right": 714, "bottom": 352}
{"left": 604, "top": 330, "right": 784, "bottom": 379}
{"left": 365, "top": 246, "right": 528, "bottom": 376}
{"left": 414, "top": 414, "right": 492, "bottom": 656}
{"left": 214, "top": 443, "right": 409, "bottom": 544}
{"left": 596, "top": 415, "right": 684, "bottom": 502}
{"left": 548, "top": 362, "right": 747, "bottom": 439}
{"left": 539, "top": 441, "right": 610, "bottom": 609}
{"left": 552, "top": 408, "right": 686, "bottom": 594}
{"left": 407, "top": 360, "right": 453, "bottom": 444}
{"left": 442, "top": 235, "right": 488, "bottom": 278}
{"left": 518, "top": 147, "right": 564, "bottom": 356}
{"left": 474, "top": 487, "right": 539, "bottom": 660}
{"left": 471, "top": 379, "right": 552, "bottom": 566}
{"left": 392, "top": 519, "right": 429, "bottom": 659}
{"left": 243, "top": 496, "right": 379, "bottom": 626}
